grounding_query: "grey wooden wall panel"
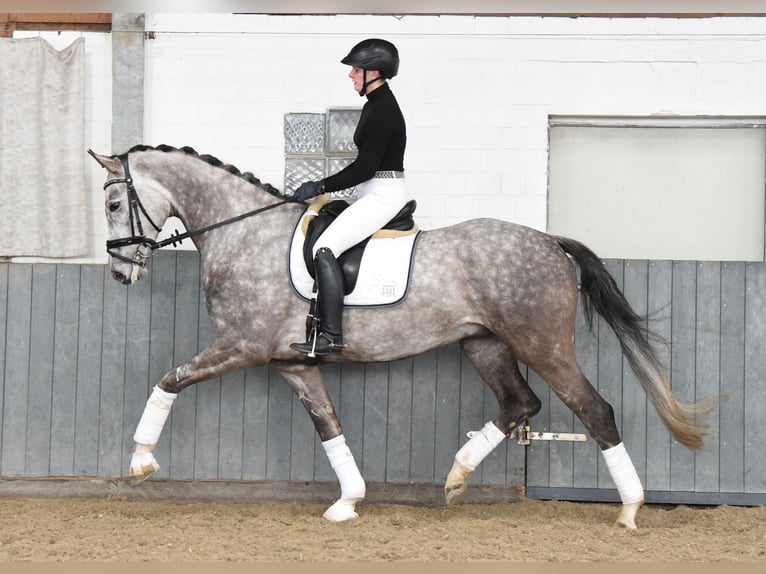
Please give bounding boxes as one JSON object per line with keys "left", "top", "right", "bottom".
{"left": 719, "top": 262, "right": 746, "bottom": 493}
{"left": 2, "top": 265, "right": 33, "bottom": 476}
{"left": 744, "top": 263, "right": 766, "bottom": 493}
{"left": 98, "top": 266, "right": 128, "bottom": 477}
{"left": 74, "top": 265, "right": 105, "bottom": 476}
{"left": 411, "top": 350, "right": 437, "bottom": 483}
{"left": 1, "top": 256, "right": 762, "bottom": 503}
{"left": 670, "top": 261, "right": 697, "bottom": 492}
{"left": 0, "top": 265, "right": 7, "bottom": 477}
{"left": 26, "top": 264, "right": 56, "bottom": 476}
{"left": 49, "top": 265, "right": 80, "bottom": 476}
{"left": 362, "top": 362, "right": 390, "bottom": 482}
{"left": 645, "top": 261, "right": 673, "bottom": 491}
{"left": 242, "top": 366, "right": 269, "bottom": 480}
{"left": 386, "top": 358, "right": 414, "bottom": 482}
{"left": 695, "top": 262, "right": 721, "bottom": 492}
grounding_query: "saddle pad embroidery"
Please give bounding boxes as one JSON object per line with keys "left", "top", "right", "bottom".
{"left": 289, "top": 207, "right": 420, "bottom": 307}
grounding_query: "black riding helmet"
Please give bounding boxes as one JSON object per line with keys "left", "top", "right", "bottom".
{"left": 342, "top": 38, "right": 399, "bottom": 96}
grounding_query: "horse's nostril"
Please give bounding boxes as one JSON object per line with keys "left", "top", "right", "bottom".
{"left": 112, "top": 270, "right": 129, "bottom": 284}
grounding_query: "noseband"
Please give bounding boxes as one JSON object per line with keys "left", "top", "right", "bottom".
{"left": 104, "top": 154, "right": 290, "bottom": 268}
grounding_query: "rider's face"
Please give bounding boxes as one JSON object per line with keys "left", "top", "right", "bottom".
{"left": 349, "top": 66, "right": 381, "bottom": 94}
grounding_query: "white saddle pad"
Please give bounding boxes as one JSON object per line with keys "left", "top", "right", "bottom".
{"left": 288, "top": 209, "right": 420, "bottom": 307}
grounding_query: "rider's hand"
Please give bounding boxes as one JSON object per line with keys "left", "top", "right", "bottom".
{"left": 292, "top": 180, "right": 325, "bottom": 202}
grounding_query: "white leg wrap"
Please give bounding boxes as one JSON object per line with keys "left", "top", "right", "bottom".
{"left": 602, "top": 442, "right": 644, "bottom": 504}
{"left": 133, "top": 385, "right": 178, "bottom": 446}
{"left": 454, "top": 420, "right": 506, "bottom": 471}
{"left": 323, "top": 434, "right": 365, "bottom": 499}
{"left": 322, "top": 434, "right": 365, "bottom": 522}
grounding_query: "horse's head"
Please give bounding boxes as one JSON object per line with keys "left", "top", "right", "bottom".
{"left": 89, "top": 149, "right": 173, "bottom": 285}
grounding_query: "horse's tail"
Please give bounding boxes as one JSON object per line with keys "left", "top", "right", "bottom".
{"left": 556, "top": 236, "right": 720, "bottom": 451}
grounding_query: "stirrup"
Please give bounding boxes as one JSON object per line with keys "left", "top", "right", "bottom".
{"left": 291, "top": 332, "right": 344, "bottom": 357}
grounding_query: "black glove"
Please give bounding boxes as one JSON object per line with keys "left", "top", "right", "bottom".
{"left": 292, "top": 180, "right": 325, "bottom": 202}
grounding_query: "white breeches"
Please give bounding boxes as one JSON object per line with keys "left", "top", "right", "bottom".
{"left": 312, "top": 178, "right": 408, "bottom": 258}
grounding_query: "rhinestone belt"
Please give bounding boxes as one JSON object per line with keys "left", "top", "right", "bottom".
{"left": 373, "top": 171, "right": 405, "bottom": 179}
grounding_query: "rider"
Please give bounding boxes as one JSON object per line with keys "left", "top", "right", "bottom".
{"left": 290, "top": 38, "right": 408, "bottom": 356}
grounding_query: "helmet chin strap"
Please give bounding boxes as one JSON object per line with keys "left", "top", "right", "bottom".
{"left": 359, "top": 69, "right": 384, "bottom": 96}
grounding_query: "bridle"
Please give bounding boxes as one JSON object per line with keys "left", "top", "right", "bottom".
{"left": 104, "top": 154, "right": 291, "bottom": 268}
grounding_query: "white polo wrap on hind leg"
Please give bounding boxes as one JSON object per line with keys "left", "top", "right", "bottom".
{"left": 602, "top": 442, "right": 644, "bottom": 504}
{"left": 323, "top": 434, "right": 365, "bottom": 499}
{"left": 133, "top": 385, "right": 178, "bottom": 446}
{"left": 455, "top": 421, "right": 506, "bottom": 471}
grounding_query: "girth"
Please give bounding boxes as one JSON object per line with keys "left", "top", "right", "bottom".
{"left": 303, "top": 199, "right": 417, "bottom": 295}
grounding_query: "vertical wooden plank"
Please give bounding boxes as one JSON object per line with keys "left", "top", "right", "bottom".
{"left": 50, "top": 265, "right": 80, "bottom": 476}
{"left": 0, "top": 265, "right": 7, "bottom": 473}
{"left": 573, "top": 283, "right": 599, "bottom": 488}
{"left": 121, "top": 262, "right": 153, "bottom": 477}
{"left": 433, "top": 343, "right": 461, "bottom": 482}
{"left": 695, "top": 262, "right": 721, "bottom": 492}
{"left": 386, "top": 357, "right": 413, "bottom": 482}
{"left": 193, "top": 278, "right": 220, "bottom": 480}
{"left": 1, "top": 265, "right": 32, "bottom": 476}
{"left": 646, "top": 260, "right": 673, "bottom": 491}
{"left": 458, "top": 350, "right": 483, "bottom": 486}
{"left": 266, "top": 362, "right": 293, "bottom": 480}
{"left": 146, "top": 252, "right": 177, "bottom": 479}
{"left": 219, "top": 370, "right": 245, "bottom": 480}
{"left": 596, "top": 260, "right": 624, "bottom": 489}
{"left": 719, "top": 262, "right": 745, "bottom": 493}
{"left": 242, "top": 365, "right": 269, "bottom": 480}
{"left": 410, "top": 349, "right": 438, "bottom": 483}
{"left": 622, "top": 260, "right": 649, "bottom": 487}
{"left": 670, "top": 261, "right": 696, "bottom": 491}
{"left": 361, "top": 362, "right": 389, "bottom": 482}
{"left": 98, "top": 266, "right": 128, "bottom": 477}
{"left": 744, "top": 263, "right": 766, "bottom": 493}
{"left": 74, "top": 265, "right": 105, "bottom": 476}
{"left": 168, "top": 251, "right": 200, "bottom": 479}
{"left": 338, "top": 362, "right": 365, "bottom": 475}
{"left": 26, "top": 265, "right": 57, "bottom": 476}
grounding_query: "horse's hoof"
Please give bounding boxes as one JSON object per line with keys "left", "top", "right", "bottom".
{"left": 129, "top": 451, "right": 160, "bottom": 485}
{"left": 323, "top": 498, "right": 360, "bottom": 522}
{"left": 444, "top": 482, "right": 467, "bottom": 506}
{"left": 614, "top": 501, "right": 643, "bottom": 529}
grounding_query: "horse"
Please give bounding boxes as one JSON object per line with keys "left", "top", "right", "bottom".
{"left": 89, "top": 144, "right": 717, "bottom": 529}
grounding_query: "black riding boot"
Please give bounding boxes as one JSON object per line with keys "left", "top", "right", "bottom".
{"left": 291, "top": 247, "right": 345, "bottom": 356}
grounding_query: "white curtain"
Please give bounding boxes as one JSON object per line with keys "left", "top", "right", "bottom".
{"left": 0, "top": 37, "right": 87, "bottom": 257}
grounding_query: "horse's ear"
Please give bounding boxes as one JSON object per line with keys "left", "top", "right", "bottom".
{"left": 87, "top": 149, "right": 123, "bottom": 174}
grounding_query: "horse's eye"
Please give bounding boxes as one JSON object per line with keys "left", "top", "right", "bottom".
{"left": 108, "top": 201, "right": 121, "bottom": 213}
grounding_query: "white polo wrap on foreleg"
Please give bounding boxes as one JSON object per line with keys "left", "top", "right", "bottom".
{"left": 602, "top": 442, "right": 644, "bottom": 504}
{"left": 454, "top": 420, "right": 506, "bottom": 471}
{"left": 323, "top": 434, "right": 365, "bottom": 500}
{"left": 133, "top": 385, "right": 178, "bottom": 447}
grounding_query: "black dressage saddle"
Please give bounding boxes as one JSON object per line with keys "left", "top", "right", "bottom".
{"left": 302, "top": 199, "right": 417, "bottom": 295}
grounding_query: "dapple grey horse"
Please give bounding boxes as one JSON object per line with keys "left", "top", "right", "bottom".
{"left": 89, "top": 144, "right": 716, "bottom": 528}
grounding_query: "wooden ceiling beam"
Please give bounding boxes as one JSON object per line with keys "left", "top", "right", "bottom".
{"left": 0, "top": 13, "right": 112, "bottom": 37}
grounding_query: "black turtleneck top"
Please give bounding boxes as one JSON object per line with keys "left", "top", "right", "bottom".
{"left": 322, "top": 82, "right": 406, "bottom": 193}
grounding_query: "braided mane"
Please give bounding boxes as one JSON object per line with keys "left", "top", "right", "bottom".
{"left": 123, "top": 144, "right": 285, "bottom": 199}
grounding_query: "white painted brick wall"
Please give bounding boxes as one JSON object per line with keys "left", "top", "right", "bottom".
{"left": 17, "top": 15, "right": 766, "bottom": 262}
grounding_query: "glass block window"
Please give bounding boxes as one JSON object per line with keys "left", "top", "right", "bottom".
{"left": 284, "top": 108, "right": 361, "bottom": 197}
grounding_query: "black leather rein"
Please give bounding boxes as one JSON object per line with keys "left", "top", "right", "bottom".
{"left": 104, "top": 154, "right": 291, "bottom": 267}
